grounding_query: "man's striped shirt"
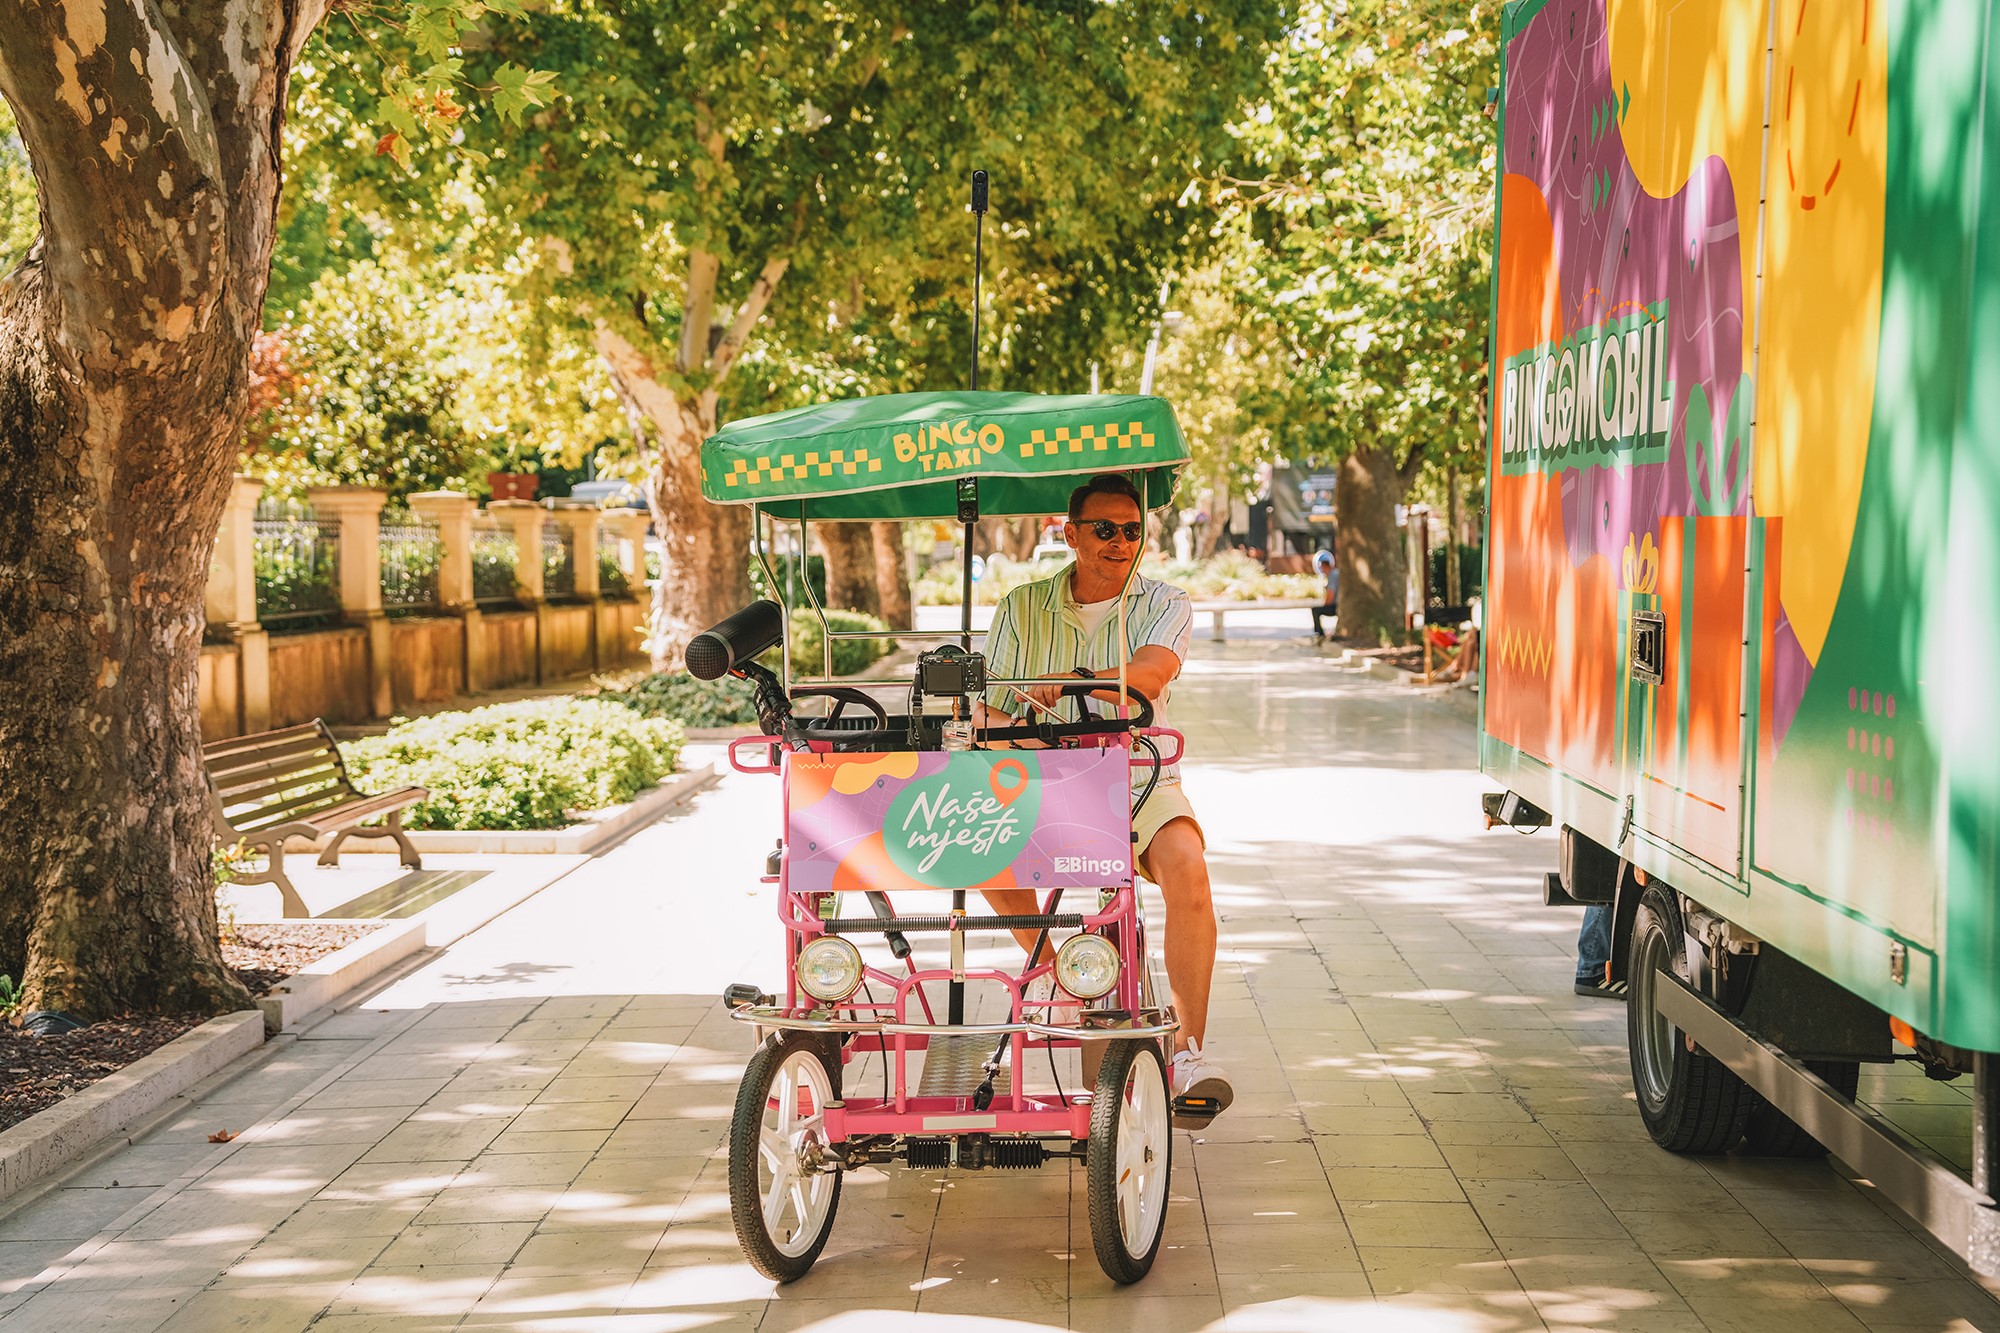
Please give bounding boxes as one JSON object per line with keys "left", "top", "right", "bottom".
{"left": 982, "top": 566, "right": 1193, "bottom": 784}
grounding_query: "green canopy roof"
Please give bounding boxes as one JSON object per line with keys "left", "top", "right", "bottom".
{"left": 700, "top": 391, "right": 1187, "bottom": 520}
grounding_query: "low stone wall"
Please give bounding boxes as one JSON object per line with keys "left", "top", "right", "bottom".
{"left": 542, "top": 603, "right": 595, "bottom": 681}
{"left": 200, "top": 643, "right": 240, "bottom": 739}
{"left": 390, "top": 616, "right": 467, "bottom": 707}
{"left": 598, "top": 597, "right": 648, "bottom": 668}
{"left": 483, "top": 608, "right": 538, "bottom": 689}
{"left": 270, "top": 625, "right": 372, "bottom": 728}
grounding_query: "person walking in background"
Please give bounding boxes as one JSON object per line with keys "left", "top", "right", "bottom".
{"left": 1310, "top": 548, "right": 1339, "bottom": 641}
{"left": 1574, "top": 903, "right": 1626, "bottom": 999}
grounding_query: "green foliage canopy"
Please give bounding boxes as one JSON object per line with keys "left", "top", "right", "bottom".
{"left": 302, "top": 0, "right": 1293, "bottom": 405}
{"left": 1219, "top": 0, "right": 1498, "bottom": 469}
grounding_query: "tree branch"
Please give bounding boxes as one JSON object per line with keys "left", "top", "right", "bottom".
{"left": 708, "top": 254, "right": 789, "bottom": 385}
{"left": 680, "top": 249, "right": 718, "bottom": 374}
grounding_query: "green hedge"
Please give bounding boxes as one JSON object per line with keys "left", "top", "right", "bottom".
{"left": 340, "top": 699, "right": 684, "bottom": 830}
{"left": 597, "top": 672, "right": 761, "bottom": 728}
{"left": 775, "top": 609, "right": 896, "bottom": 677}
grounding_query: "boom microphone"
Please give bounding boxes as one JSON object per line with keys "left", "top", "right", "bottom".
{"left": 685, "top": 600, "right": 784, "bottom": 680}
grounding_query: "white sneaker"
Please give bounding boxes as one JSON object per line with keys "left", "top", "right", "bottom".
{"left": 1169, "top": 1041, "right": 1234, "bottom": 1124}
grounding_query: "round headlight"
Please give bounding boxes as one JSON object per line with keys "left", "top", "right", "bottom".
{"left": 1054, "top": 933, "right": 1121, "bottom": 1000}
{"left": 795, "top": 936, "right": 864, "bottom": 1003}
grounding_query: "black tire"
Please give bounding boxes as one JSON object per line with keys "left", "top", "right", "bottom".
{"left": 728, "top": 1033, "right": 843, "bottom": 1282}
{"left": 1087, "top": 1039, "right": 1172, "bottom": 1284}
{"left": 1743, "top": 1059, "right": 1861, "bottom": 1157}
{"left": 1627, "top": 885, "right": 1756, "bottom": 1153}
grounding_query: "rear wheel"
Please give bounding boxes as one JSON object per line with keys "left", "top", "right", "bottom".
{"left": 1087, "top": 1039, "right": 1172, "bottom": 1284}
{"left": 1627, "top": 885, "right": 1755, "bottom": 1153}
{"left": 729, "top": 1033, "right": 842, "bottom": 1282}
{"left": 1743, "top": 1059, "right": 1861, "bottom": 1157}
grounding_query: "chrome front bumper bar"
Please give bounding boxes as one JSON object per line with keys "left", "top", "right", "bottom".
{"left": 728, "top": 1004, "right": 1179, "bottom": 1042}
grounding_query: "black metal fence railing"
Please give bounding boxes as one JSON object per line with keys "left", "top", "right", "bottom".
{"left": 379, "top": 509, "right": 442, "bottom": 613}
{"left": 597, "top": 526, "right": 629, "bottom": 597}
{"left": 253, "top": 500, "right": 341, "bottom": 630}
{"left": 472, "top": 523, "right": 519, "bottom": 604}
{"left": 542, "top": 520, "right": 575, "bottom": 599}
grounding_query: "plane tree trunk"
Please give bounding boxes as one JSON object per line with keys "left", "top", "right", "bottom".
{"left": 821, "top": 523, "right": 879, "bottom": 615}
{"left": 0, "top": 0, "right": 327, "bottom": 1016}
{"left": 595, "top": 330, "right": 755, "bottom": 666}
{"left": 1333, "top": 440, "right": 1421, "bottom": 645}
{"left": 872, "top": 522, "right": 911, "bottom": 627}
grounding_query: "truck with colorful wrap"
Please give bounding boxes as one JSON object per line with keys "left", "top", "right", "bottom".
{"left": 1482, "top": 0, "right": 2000, "bottom": 1272}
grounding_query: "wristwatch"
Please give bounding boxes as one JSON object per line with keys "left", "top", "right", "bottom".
{"left": 1072, "top": 666, "right": 1096, "bottom": 679}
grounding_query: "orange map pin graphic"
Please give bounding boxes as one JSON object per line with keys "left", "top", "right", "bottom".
{"left": 990, "top": 758, "right": 1030, "bottom": 805}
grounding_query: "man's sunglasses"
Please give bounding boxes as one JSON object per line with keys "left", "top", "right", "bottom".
{"left": 1080, "top": 520, "right": 1144, "bottom": 542}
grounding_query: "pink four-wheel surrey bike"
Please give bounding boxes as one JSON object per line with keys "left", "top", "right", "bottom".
{"left": 689, "top": 383, "right": 1206, "bottom": 1285}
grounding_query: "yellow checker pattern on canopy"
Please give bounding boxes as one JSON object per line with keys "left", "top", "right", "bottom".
{"left": 723, "top": 447, "right": 884, "bottom": 489}
{"left": 1017, "top": 421, "right": 1158, "bottom": 458}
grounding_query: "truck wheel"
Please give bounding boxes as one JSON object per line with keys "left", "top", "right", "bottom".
{"left": 1627, "top": 885, "right": 1755, "bottom": 1153}
{"left": 1743, "top": 1060, "right": 1861, "bottom": 1157}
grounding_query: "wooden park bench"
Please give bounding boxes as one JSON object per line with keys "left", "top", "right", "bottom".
{"left": 202, "top": 721, "right": 428, "bottom": 918}
{"left": 1188, "top": 597, "right": 1323, "bottom": 641}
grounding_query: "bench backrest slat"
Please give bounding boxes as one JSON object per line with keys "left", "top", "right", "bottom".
{"left": 231, "top": 783, "right": 359, "bottom": 831}
{"left": 211, "top": 752, "right": 343, "bottom": 801}
{"left": 217, "top": 764, "right": 348, "bottom": 815}
{"left": 205, "top": 720, "right": 361, "bottom": 836}
{"left": 201, "top": 723, "right": 324, "bottom": 763}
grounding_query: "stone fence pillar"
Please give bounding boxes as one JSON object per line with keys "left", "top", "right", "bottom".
{"left": 408, "top": 490, "right": 486, "bottom": 691}
{"left": 207, "top": 475, "right": 271, "bottom": 733}
{"left": 488, "top": 499, "right": 544, "bottom": 603}
{"left": 548, "top": 505, "right": 602, "bottom": 599}
{"left": 307, "top": 485, "right": 392, "bottom": 718}
{"left": 600, "top": 508, "right": 649, "bottom": 590}
{"left": 407, "top": 490, "right": 476, "bottom": 609}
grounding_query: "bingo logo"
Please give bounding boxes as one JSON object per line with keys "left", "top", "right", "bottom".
{"left": 1053, "top": 856, "right": 1128, "bottom": 876}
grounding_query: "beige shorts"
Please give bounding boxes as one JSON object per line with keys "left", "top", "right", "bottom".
{"left": 1133, "top": 781, "right": 1205, "bottom": 882}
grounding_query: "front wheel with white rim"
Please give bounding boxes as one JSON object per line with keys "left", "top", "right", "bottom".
{"left": 728, "top": 1033, "right": 843, "bottom": 1282}
{"left": 1087, "top": 1038, "right": 1172, "bottom": 1284}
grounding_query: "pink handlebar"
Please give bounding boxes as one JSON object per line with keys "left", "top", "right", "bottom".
{"left": 728, "top": 735, "right": 783, "bottom": 775}
{"left": 1136, "top": 727, "right": 1185, "bottom": 767}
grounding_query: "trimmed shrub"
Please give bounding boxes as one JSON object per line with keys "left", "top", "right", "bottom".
{"left": 778, "top": 609, "right": 896, "bottom": 677}
{"left": 340, "top": 699, "right": 684, "bottom": 830}
{"left": 597, "top": 672, "right": 761, "bottom": 728}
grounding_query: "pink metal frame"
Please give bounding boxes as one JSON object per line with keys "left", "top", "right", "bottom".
{"left": 727, "top": 729, "right": 1185, "bottom": 1142}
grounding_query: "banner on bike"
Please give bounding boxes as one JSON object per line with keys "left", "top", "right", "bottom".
{"left": 783, "top": 749, "right": 1136, "bottom": 893}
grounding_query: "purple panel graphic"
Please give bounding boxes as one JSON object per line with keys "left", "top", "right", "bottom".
{"left": 784, "top": 749, "right": 1135, "bottom": 895}
{"left": 1505, "top": 0, "right": 1750, "bottom": 570}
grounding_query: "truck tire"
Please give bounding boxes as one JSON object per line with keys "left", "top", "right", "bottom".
{"left": 1627, "top": 885, "right": 1755, "bottom": 1153}
{"left": 1742, "top": 1059, "right": 1861, "bottom": 1157}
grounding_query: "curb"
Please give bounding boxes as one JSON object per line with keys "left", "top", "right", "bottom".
{"left": 0, "top": 1011, "right": 264, "bottom": 1206}
{"left": 255, "top": 918, "right": 429, "bottom": 1034}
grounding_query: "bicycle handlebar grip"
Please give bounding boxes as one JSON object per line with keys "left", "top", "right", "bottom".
{"left": 686, "top": 600, "right": 784, "bottom": 680}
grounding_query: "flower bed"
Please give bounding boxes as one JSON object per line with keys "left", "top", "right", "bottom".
{"left": 340, "top": 698, "right": 684, "bottom": 831}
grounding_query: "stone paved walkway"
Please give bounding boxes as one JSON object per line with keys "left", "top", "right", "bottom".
{"left": 2, "top": 626, "right": 1998, "bottom": 1332}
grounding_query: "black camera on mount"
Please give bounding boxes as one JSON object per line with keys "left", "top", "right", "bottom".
{"left": 909, "top": 645, "right": 987, "bottom": 751}
{"left": 916, "top": 644, "right": 987, "bottom": 700}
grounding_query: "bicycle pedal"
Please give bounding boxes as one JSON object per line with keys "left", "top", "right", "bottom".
{"left": 1171, "top": 1094, "right": 1221, "bottom": 1128}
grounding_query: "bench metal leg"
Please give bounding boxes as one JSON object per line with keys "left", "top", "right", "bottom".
{"left": 1210, "top": 609, "right": 1225, "bottom": 642}
{"left": 237, "top": 837, "right": 310, "bottom": 918}
{"left": 318, "top": 813, "right": 424, "bottom": 871}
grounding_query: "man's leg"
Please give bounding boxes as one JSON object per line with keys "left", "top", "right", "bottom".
{"left": 981, "top": 887, "right": 1046, "bottom": 958}
{"left": 1141, "top": 817, "right": 1216, "bottom": 1052}
{"left": 1574, "top": 903, "right": 1623, "bottom": 998}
